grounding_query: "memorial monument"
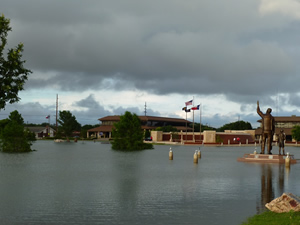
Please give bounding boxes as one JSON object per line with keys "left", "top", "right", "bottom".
{"left": 257, "top": 101, "right": 275, "bottom": 154}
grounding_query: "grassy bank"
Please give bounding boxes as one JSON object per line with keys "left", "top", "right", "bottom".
{"left": 242, "top": 211, "right": 300, "bottom": 225}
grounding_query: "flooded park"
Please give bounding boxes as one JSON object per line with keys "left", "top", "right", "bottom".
{"left": 0, "top": 140, "right": 299, "bottom": 225}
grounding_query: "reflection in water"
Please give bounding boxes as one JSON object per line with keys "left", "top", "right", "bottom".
{"left": 285, "top": 165, "right": 290, "bottom": 183}
{"left": 257, "top": 164, "right": 274, "bottom": 214}
{"left": 278, "top": 164, "right": 284, "bottom": 194}
{"left": 256, "top": 164, "right": 290, "bottom": 214}
{"left": 256, "top": 164, "right": 274, "bottom": 214}
{"left": 113, "top": 151, "right": 141, "bottom": 218}
{"left": 1, "top": 142, "right": 299, "bottom": 225}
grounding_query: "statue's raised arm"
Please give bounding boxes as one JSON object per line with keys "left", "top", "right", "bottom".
{"left": 257, "top": 100, "right": 263, "bottom": 117}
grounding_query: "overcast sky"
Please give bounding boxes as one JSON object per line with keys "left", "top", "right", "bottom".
{"left": 1, "top": 0, "right": 300, "bottom": 128}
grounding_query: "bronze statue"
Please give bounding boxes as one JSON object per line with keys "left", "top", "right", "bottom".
{"left": 278, "top": 129, "right": 286, "bottom": 155}
{"left": 257, "top": 101, "right": 275, "bottom": 154}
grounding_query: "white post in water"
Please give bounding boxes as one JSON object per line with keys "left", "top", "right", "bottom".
{"left": 169, "top": 147, "right": 173, "bottom": 160}
{"left": 193, "top": 150, "right": 198, "bottom": 164}
{"left": 285, "top": 152, "right": 290, "bottom": 168}
{"left": 197, "top": 149, "right": 201, "bottom": 159}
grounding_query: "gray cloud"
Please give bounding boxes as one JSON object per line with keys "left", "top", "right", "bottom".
{"left": 2, "top": 0, "right": 300, "bottom": 126}
{"left": 0, "top": 102, "right": 55, "bottom": 124}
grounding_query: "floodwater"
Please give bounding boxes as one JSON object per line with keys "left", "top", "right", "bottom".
{"left": 0, "top": 141, "right": 299, "bottom": 225}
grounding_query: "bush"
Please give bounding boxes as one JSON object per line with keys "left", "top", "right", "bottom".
{"left": 111, "top": 111, "right": 153, "bottom": 150}
{"left": 0, "top": 111, "right": 36, "bottom": 152}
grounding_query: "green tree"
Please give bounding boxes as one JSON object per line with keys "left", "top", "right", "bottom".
{"left": 0, "top": 15, "right": 32, "bottom": 110}
{"left": 0, "top": 110, "right": 36, "bottom": 152}
{"left": 291, "top": 125, "right": 300, "bottom": 141}
{"left": 217, "top": 120, "right": 252, "bottom": 132}
{"left": 155, "top": 125, "right": 177, "bottom": 132}
{"left": 112, "top": 111, "right": 153, "bottom": 150}
{"left": 58, "top": 110, "right": 81, "bottom": 138}
{"left": 144, "top": 129, "right": 151, "bottom": 138}
{"left": 0, "top": 118, "right": 9, "bottom": 132}
{"left": 192, "top": 123, "right": 216, "bottom": 132}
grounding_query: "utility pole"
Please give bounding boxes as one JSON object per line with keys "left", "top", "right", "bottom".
{"left": 56, "top": 94, "right": 58, "bottom": 132}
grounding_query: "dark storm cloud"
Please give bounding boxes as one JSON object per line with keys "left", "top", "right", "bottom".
{"left": 2, "top": 0, "right": 300, "bottom": 107}
{"left": 0, "top": 102, "right": 54, "bottom": 124}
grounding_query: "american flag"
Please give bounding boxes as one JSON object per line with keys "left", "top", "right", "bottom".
{"left": 185, "top": 100, "right": 193, "bottom": 106}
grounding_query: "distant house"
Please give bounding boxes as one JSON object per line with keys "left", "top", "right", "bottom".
{"left": 26, "top": 126, "right": 56, "bottom": 139}
{"left": 87, "top": 115, "right": 192, "bottom": 139}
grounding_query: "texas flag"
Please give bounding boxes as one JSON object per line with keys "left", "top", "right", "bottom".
{"left": 46, "top": 115, "right": 50, "bottom": 119}
{"left": 185, "top": 100, "right": 193, "bottom": 106}
{"left": 191, "top": 104, "right": 200, "bottom": 110}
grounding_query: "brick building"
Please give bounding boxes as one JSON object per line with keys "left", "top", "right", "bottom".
{"left": 87, "top": 115, "right": 192, "bottom": 139}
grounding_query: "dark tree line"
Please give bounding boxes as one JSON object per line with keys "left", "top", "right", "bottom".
{"left": 217, "top": 120, "right": 253, "bottom": 132}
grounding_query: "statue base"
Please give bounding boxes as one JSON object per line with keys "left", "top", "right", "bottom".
{"left": 237, "top": 153, "right": 297, "bottom": 164}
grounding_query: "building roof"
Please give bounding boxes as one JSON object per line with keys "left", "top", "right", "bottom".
{"left": 88, "top": 125, "right": 193, "bottom": 132}
{"left": 25, "top": 126, "right": 55, "bottom": 133}
{"left": 99, "top": 116, "right": 121, "bottom": 121}
{"left": 99, "top": 115, "right": 191, "bottom": 123}
{"left": 88, "top": 126, "right": 114, "bottom": 132}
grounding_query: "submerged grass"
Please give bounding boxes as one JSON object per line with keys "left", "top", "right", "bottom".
{"left": 242, "top": 211, "right": 300, "bottom": 225}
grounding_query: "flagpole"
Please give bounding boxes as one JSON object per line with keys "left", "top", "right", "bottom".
{"left": 193, "top": 97, "right": 195, "bottom": 142}
{"left": 185, "top": 110, "right": 187, "bottom": 142}
{"left": 56, "top": 94, "right": 58, "bottom": 133}
{"left": 183, "top": 99, "right": 193, "bottom": 143}
{"left": 200, "top": 104, "right": 202, "bottom": 143}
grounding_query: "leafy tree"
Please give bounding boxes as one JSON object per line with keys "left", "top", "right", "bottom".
{"left": 58, "top": 110, "right": 81, "bottom": 138}
{"left": 217, "top": 120, "right": 252, "bottom": 132}
{"left": 0, "top": 118, "right": 9, "bottom": 132}
{"left": 0, "top": 15, "right": 31, "bottom": 110}
{"left": 0, "top": 110, "right": 36, "bottom": 152}
{"left": 8, "top": 110, "right": 25, "bottom": 124}
{"left": 112, "top": 111, "right": 153, "bottom": 150}
{"left": 144, "top": 129, "right": 151, "bottom": 138}
{"left": 191, "top": 123, "right": 216, "bottom": 132}
{"left": 155, "top": 125, "right": 177, "bottom": 132}
{"left": 291, "top": 125, "right": 300, "bottom": 141}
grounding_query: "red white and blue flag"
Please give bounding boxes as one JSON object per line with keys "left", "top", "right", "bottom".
{"left": 191, "top": 104, "right": 200, "bottom": 110}
{"left": 185, "top": 100, "right": 193, "bottom": 106}
{"left": 46, "top": 115, "right": 50, "bottom": 119}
